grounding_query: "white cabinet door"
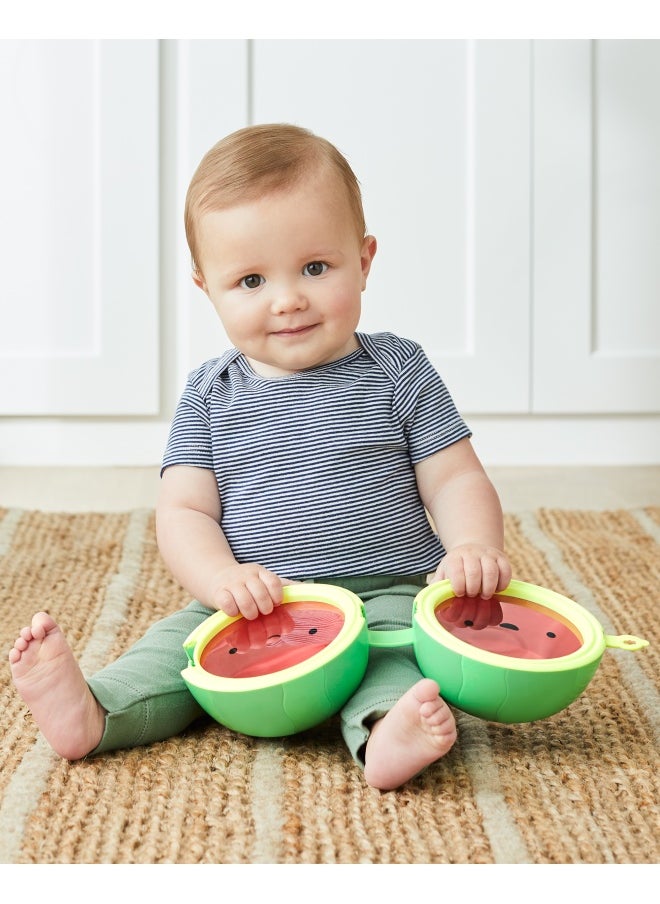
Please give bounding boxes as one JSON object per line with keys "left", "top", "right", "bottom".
{"left": 0, "top": 40, "right": 159, "bottom": 415}
{"left": 174, "top": 39, "right": 250, "bottom": 386}
{"left": 533, "top": 40, "right": 660, "bottom": 413}
{"left": 251, "top": 39, "right": 531, "bottom": 414}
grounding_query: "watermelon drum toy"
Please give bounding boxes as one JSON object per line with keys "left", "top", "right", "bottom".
{"left": 181, "top": 579, "right": 648, "bottom": 735}
{"left": 410, "top": 580, "right": 648, "bottom": 723}
{"left": 181, "top": 583, "right": 370, "bottom": 736}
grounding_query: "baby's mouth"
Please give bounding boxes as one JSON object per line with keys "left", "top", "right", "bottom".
{"left": 273, "top": 323, "right": 317, "bottom": 336}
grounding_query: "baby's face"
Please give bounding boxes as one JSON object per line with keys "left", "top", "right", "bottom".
{"left": 193, "top": 169, "right": 376, "bottom": 378}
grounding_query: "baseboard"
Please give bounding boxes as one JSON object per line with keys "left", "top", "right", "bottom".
{"left": 0, "top": 416, "right": 658, "bottom": 466}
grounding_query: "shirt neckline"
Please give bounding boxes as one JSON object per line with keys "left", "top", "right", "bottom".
{"left": 233, "top": 342, "right": 366, "bottom": 384}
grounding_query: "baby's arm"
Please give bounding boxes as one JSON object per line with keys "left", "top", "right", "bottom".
{"left": 415, "top": 438, "right": 511, "bottom": 622}
{"left": 156, "top": 465, "right": 290, "bottom": 619}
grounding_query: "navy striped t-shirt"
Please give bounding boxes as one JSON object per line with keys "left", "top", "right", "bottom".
{"left": 162, "top": 331, "right": 472, "bottom": 579}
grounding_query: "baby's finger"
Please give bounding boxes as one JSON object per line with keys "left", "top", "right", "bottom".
{"left": 443, "top": 557, "right": 467, "bottom": 598}
{"left": 258, "top": 569, "right": 287, "bottom": 606}
{"left": 462, "top": 559, "right": 485, "bottom": 598}
{"left": 496, "top": 556, "right": 513, "bottom": 592}
{"left": 478, "top": 556, "right": 502, "bottom": 600}
{"left": 245, "top": 576, "right": 278, "bottom": 615}
{"left": 215, "top": 590, "right": 240, "bottom": 618}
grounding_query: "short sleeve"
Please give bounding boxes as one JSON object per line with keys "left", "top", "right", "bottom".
{"left": 394, "top": 346, "right": 472, "bottom": 464}
{"left": 161, "top": 378, "right": 214, "bottom": 474}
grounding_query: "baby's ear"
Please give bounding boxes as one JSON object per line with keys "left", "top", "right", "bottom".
{"left": 360, "top": 234, "right": 377, "bottom": 286}
{"left": 192, "top": 270, "right": 208, "bottom": 293}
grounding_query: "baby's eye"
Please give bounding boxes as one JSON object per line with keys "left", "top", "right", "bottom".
{"left": 240, "top": 274, "right": 264, "bottom": 290}
{"left": 303, "top": 261, "right": 328, "bottom": 277}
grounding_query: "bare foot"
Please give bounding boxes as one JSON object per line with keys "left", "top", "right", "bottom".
{"left": 9, "top": 612, "right": 105, "bottom": 760}
{"left": 363, "top": 678, "right": 457, "bottom": 790}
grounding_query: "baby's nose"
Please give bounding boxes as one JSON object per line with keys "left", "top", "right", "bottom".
{"left": 270, "top": 284, "right": 309, "bottom": 314}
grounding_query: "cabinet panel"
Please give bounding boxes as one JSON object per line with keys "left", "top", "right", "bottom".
{"left": 252, "top": 40, "right": 531, "bottom": 413}
{"left": 595, "top": 41, "right": 660, "bottom": 355}
{"left": 175, "top": 39, "right": 249, "bottom": 385}
{"left": 533, "top": 40, "right": 660, "bottom": 413}
{"left": 0, "top": 40, "right": 159, "bottom": 415}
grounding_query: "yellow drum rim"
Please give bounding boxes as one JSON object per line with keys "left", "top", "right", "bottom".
{"left": 182, "top": 583, "right": 366, "bottom": 692}
{"left": 414, "top": 579, "right": 607, "bottom": 672}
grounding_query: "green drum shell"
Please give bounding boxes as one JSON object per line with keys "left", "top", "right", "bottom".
{"left": 412, "top": 580, "right": 608, "bottom": 723}
{"left": 181, "top": 585, "right": 370, "bottom": 737}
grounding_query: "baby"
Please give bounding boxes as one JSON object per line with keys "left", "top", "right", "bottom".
{"left": 10, "top": 124, "right": 511, "bottom": 790}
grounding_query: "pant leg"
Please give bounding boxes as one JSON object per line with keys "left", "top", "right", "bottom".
{"left": 87, "top": 600, "right": 214, "bottom": 754}
{"left": 312, "top": 575, "right": 427, "bottom": 769}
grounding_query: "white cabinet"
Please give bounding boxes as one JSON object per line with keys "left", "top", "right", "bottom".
{"left": 0, "top": 40, "right": 159, "bottom": 415}
{"left": 0, "top": 39, "right": 658, "bottom": 465}
{"left": 533, "top": 40, "right": 660, "bottom": 414}
{"left": 245, "top": 38, "right": 660, "bottom": 417}
{"left": 173, "top": 40, "right": 250, "bottom": 390}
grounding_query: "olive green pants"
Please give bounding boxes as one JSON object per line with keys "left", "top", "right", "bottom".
{"left": 88, "top": 573, "right": 427, "bottom": 767}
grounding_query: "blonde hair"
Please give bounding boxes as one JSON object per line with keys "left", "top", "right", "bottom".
{"left": 184, "top": 123, "right": 367, "bottom": 273}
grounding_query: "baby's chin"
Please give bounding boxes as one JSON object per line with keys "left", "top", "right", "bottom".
{"left": 245, "top": 343, "right": 359, "bottom": 379}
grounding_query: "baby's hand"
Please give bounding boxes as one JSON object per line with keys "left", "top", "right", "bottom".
{"left": 427, "top": 544, "right": 511, "bottom": 630}
{"left": 209, "top": 563, "right": 295, "bottom": 620}
{"left": 428, "top": 544, "right": 511, "bottom": 600}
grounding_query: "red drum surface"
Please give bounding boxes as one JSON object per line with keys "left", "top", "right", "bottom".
{"left": 435, "top": 596, "right": 582, "bottom": 659}
{"left": 200, "top": 601, "right": 345, "bottom": 678}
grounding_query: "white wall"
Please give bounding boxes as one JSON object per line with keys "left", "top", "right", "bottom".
{"left": 0, "top": 39, "right": 659, "bottom": 466}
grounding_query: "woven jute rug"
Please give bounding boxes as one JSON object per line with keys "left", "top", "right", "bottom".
{"left": 0, "top": 506, "right": 658, "bottom": 864}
